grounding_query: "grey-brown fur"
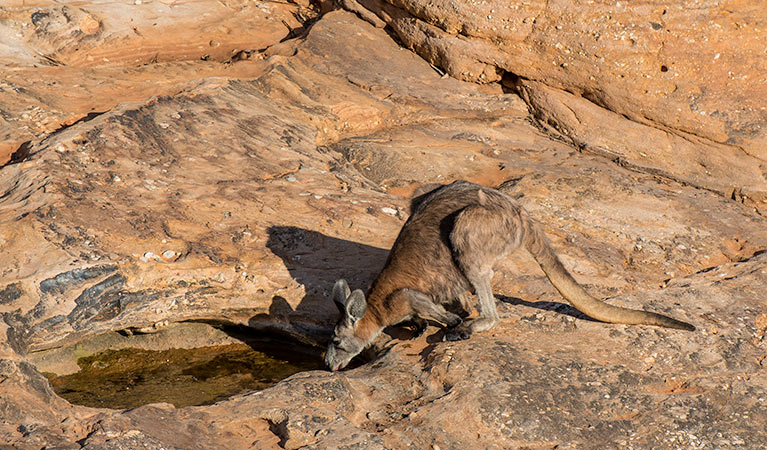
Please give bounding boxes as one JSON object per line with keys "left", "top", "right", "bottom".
{"left": 325, "top": 180, "right": 695, "bottom": 371}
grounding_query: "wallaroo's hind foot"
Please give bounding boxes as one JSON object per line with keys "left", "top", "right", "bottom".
{"left": 443, "top": 325, "right": 471, "bottom": 341}
{"left": 443, "top": 316, "right": 498, "bottom": 341}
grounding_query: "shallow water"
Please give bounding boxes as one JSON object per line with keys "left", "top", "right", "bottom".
{"left": 44, "top": 340, "right": 324, "bottom": 409}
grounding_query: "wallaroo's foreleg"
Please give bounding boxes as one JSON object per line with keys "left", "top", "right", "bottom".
{"left": 453, "top": 292, "right": 473, "bottom": 318}
{"left": 396, "top": 288, "right": 463, "bottom": 328}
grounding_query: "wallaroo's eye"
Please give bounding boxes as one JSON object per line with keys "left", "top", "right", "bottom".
{"left": 332, "top": 338, "right": 341, "bottom": 347}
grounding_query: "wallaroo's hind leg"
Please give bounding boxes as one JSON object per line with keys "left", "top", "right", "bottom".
{"left": 445, "top": 201, "right": 507, "bottom": 341}
{"left": 397, "top": 288, "right": 462, "bottom": 328}
{"left": 444, "top": 267, "right": 499, "bottom": 341}
{"left": 447, "top": 241, "right": 502, "bottom": 339}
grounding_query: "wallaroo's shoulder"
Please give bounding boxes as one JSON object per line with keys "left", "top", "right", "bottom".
{"left": 444, "top": 180, "right": 484, "bottom": 191}
{"left": 409, "top": 180, "right": 515, "bottom": 215}
{"left": 409, "top": 180, "right": 484, "bottom": 212}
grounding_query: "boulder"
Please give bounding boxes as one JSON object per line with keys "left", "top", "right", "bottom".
{"left": 0, "top": 0, "right": 313, "bottom": 164}
{"left": 347, "top": 0, "right": 767, "bottom": 207}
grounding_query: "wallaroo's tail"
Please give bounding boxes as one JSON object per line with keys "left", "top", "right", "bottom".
{"left": 522, "top": 217, "right": 695, "bottom": 331}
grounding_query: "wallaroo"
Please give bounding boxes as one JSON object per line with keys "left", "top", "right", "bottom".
{"left": 325, "top": 180, "right": 695, "bottom": 371}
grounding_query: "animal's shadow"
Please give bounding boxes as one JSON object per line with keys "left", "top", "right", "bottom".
{"left": 420, "top": 296, "right": 597, "bottom": 344}
{"left": 498, "top": 295, "right": 597, "bottom": 322}
{"left": 246, "top": 226, "right": 389, "bottom": 345}
{"left": 264, "top": 225, "right": 390, "bottom": 298}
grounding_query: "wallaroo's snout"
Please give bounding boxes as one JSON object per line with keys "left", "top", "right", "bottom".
{"left": 323, "top": 346, "right": 345, "bottom": 372}
{"left": 324, "top": 279, "right": 369, "bottom": 371}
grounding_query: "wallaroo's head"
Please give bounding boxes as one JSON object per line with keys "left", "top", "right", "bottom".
{"left": 324, "top": 279, "right": 368, "bottom": 371}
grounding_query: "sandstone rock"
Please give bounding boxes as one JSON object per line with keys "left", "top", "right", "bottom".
{"left": 77, "top": 14, "right": 100, "bottom": 36}
{"left": 0, "top": 0, "right": 316, "bottom": 165}
{"left": 0, "top": 1, "right": 308, "bottom": 67}
{"left": 349, "top": 0, "right": 767, "bottom": 206}
{"left": 1, "top": 8, "right": 766, "bottom": 450}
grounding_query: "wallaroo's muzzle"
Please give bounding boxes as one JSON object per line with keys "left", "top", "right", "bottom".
{"left": 324, "top": 344, "right": 352, "bottom": 371}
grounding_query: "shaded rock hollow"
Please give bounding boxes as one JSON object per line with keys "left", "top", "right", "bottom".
{"left": 0, "top": 2, "right": 765, "bottom": 449}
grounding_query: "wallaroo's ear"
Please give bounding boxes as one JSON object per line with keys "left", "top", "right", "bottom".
{"left": 345, "top": 289, "right": 367, "bottom": 321}
{"left": 332, "top": 279, "right": 351, "bottom": 313}
{"left": 477, "top": 188, "right": 487, "bottom": 206}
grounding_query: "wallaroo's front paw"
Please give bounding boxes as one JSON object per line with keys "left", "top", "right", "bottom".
{"left": 411, "top": 319, "right": 428, "bottom": 338}
{"left": 445, "top": 315, "right": 463, "bottom": 329}
{"left": 443, "top": 325, "right": 471, "bottom": 341}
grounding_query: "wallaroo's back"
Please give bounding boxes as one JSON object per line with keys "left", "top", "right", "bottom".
{"left": 324, "top": 180, "right": 694, "bottom": 371}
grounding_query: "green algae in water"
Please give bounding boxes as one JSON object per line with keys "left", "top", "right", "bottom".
{"left": 45, "top": 342, "right": 323, "bottom": 409}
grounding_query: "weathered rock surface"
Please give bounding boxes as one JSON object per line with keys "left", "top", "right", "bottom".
{"left": 0, "top": 0, "right": 312, "bottom": 164}
{"left": 1, "top": 4, "right": 766, "bottom": 450}
{"left": 348, "top": 0, "right": 767, "bottom": 206}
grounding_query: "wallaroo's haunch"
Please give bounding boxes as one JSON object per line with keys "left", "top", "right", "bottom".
{"left": 325, "top": 181, "right": 695, "bottom": 371}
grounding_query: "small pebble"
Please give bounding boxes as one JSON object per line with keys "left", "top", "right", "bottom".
{"left": 286, "top": 176, "right": 297, "bottom": 182}
{"left": 381, "top": 207, "right": 397, "bottom": 215}
{"left": 162, "top": 250, "right": 176, "bottom": 259}
{"left": 78, "top": 15, "right": 100, "bottom": 35}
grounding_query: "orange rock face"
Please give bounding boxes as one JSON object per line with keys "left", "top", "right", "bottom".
{"left": 356, "top": 0, "right": 767, "bottom": 206}
{"left": 0, "top": 0, "right": 311, "bottom": 165}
